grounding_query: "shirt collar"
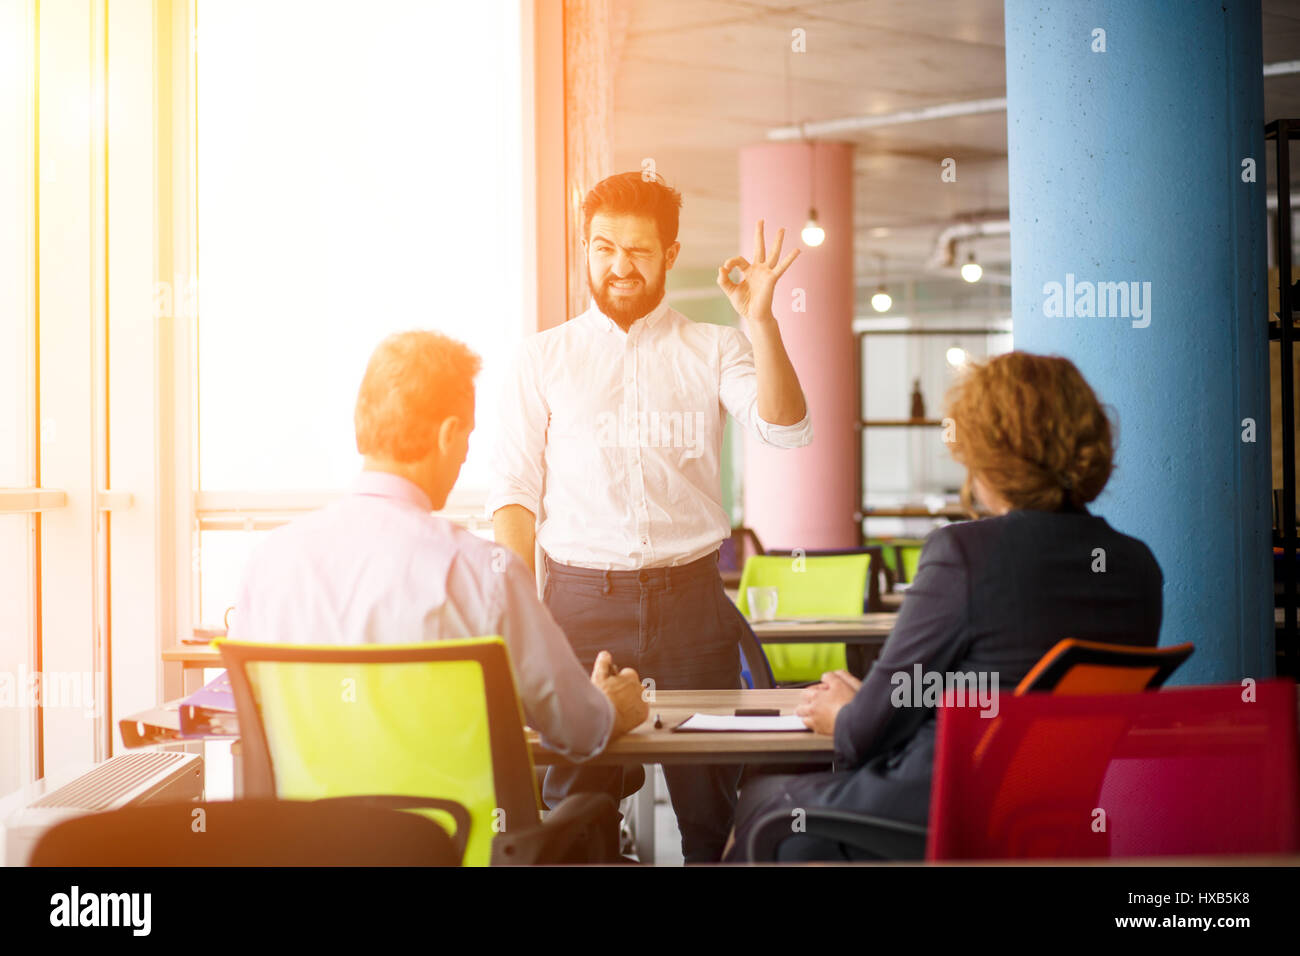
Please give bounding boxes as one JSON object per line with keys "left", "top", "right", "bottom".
{"left": 352, "top": 470, "right": 433, "bottom": 512}
{"left": 589, "top": 297, "right": 671, "bottom": 334}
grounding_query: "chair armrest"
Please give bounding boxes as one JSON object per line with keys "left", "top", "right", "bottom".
{"left": 738, "top": 626, "right": 775, "bottom": 689}
{"left": 491, "top": 792, "right": 621, "bottom": 865}
{"left": 745, "top": 806, "right": 928, "bottom": 861}
{"left": 312, "top": 794, "right": 472, "bottom": 864}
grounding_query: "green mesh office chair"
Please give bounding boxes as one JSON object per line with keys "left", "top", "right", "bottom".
{"left": 897, "top": 543, "right": 923, "bottom": 584}
{"left": 736, "top": 554, "right": 872, "bottom": 684}
{"left": 217, "top": 637, "right": 619, "bottom": 866}
{"left": 864, "top": 537, "right": 925, "bottom": 586}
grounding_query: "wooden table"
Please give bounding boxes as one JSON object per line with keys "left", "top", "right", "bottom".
{"left": 749, "top": 614, "right": 895, "bottom": 645}
{"left": 527, "top": 689, "right": 830, "bottom": 767}
{"left": 530, "top": 688, "right": 831, "bottom": 864}
{"left": 164, "top": 644, "right": 222, "bottom": 669}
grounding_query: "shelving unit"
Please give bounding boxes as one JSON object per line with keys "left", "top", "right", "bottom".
{"left": 1265, "top": 119, "right": 1299, "bottom": 674}
{"left": 853, "top": 325, "right": 1005, "bottom": 544}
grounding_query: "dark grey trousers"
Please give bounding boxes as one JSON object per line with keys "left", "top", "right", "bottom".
{"left": 540, "top": 551, "right": 749, "bottom": 863}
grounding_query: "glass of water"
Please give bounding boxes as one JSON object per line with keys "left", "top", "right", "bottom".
{"left": 747, "top": 586, "right": 779, "bottom": 622}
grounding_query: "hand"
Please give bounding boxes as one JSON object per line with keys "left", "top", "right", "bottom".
{"left": 717, "top": 220, "right": 800, "bottom": 325}
{"left": 591, "top": 651, "right": 650, "bottom": 737}
{"left": 795, "top": 670, "right": 859, "bottom": 736}
{"left": 798, "top": 671, "right": 861, "bottom": 703}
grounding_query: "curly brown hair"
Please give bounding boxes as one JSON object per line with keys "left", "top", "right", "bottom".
{"left": 943, "top": 351, "right": 1114, "bottom": 513}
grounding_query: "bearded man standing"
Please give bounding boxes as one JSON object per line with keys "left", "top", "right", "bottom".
{"left": 488, "top": 172, "right": 812, "bottom": 862}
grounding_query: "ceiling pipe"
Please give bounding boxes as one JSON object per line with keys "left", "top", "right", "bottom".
{"left": 769, "top": 61, "right": 1300, "bottom": 140}
{"left": 926, "top": 218, "right": 1011, "bottom": 270}
{"left": 769, "top": 97, "right": 1006, "bottom": 140}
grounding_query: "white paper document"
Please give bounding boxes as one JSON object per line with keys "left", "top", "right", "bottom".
{"left": 673, "top": 713, "right": 810, "bottom": 733}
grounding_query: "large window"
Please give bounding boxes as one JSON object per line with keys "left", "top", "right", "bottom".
{"left": 194, "top": 0, "right": 529, "bottom": 625}
{"left": 0, "top": 0, "right": 37, "bottom": 796}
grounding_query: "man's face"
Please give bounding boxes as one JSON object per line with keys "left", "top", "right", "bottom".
{"left": 584, "top": 212, "right": 679, "bottom": 326}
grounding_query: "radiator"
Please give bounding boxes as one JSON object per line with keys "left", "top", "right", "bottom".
{"left": 4, "top": 751, "right": 203, "bottom": 866}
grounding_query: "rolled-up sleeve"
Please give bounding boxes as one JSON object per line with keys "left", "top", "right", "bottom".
{"left": 717, "top": 325, "right": 812, "bottom": 448}
{"left": 485, "top": 342, "right": 549, "bottom": 519}
{"left": 491, "top": 550, "right": 614, "bottom": 761}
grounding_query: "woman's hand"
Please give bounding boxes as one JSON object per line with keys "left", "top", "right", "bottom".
{"left": 795, "top": 670, "right": 860, "bottom": 736}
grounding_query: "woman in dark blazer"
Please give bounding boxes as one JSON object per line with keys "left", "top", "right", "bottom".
{"left": 725, "top": 351, "right": 1164, "bottom": 861}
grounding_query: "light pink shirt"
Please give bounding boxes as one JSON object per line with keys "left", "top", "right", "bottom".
{"left": 228, "top": 470, "right": 614, "bottom": 761}
{"left": 487, "top": 301, "right": 814, "bottom": 570}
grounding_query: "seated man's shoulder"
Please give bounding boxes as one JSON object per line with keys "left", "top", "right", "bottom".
{"left": 439, "top": 523, "right": 526, "bottom": 586}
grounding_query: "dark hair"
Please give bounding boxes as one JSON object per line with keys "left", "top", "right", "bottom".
{"left": 581, "top": 171, "right": 683, "bottom": 249}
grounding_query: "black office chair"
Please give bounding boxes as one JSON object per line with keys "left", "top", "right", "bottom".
{"left": 745, "top": 807, "right": 928, "bottom": 862}
{"left": 29, "top": 796, "right": 470, "bottom": 866}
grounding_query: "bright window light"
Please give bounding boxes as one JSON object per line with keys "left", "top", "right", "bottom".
{"left": 197, "top": 0, "right": 525, "bottom": 499}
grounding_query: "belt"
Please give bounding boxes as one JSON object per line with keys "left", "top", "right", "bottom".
{"left": 544, "top": 551, "right": 720, "bottom": 594}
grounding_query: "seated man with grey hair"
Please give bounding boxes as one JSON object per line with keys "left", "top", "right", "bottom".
{"left": 228, "top": 329, "right": 648, "bottom": 763}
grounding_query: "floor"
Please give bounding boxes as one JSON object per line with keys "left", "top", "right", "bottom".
{"left": 628, "top": 765, "right": 684, "bottom": 866}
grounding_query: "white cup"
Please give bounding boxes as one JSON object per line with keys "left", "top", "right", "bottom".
{"left": 747, "top": 586, "right": 779, "bottom": 622}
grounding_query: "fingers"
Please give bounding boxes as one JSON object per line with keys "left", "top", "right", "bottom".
{"left": 823, "top": 670, "right": 854, "bottom": 690}
{"left": 716, "top": 266, "right": 736, "bottom": 293}
{"left": 773, "top": 248, "right": 800, "bottom": 278}
{"left": 801, "top": 682, "right": 827, "bottom": 702}
{"left": 767, "top": 227, "right": 784, "bottom": 267}
{"left": 721, "top": 255, "right": 750, "bottom": 275}
{"left": 753, "top": 219, "right": 765, "bottom": 264}
{"left": 592, "top": 650, "right": 620, "bottom": 682}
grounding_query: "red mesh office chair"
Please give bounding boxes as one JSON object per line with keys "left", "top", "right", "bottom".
{"left": 743, "top": 640, "right": 1197, "bottom": 860}
{"left": 745, "top": 678, "right": 1298, "bottom": 862}
{"left": 928, "top": 680, "right": 1300, "bottom": 860}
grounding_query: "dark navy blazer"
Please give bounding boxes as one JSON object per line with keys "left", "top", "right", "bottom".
{"left": 731, "top": 505, "right": 1164, "bottom": 855}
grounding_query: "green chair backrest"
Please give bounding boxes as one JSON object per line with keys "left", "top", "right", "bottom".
{"left": 898, "top": 544, "right": 923, "bottom": 584}
{"left": 865, "top": 537, "right": 926, "bottom": 583}
{"left": 736, "top": 554, "right": 871, "bottom": 683}
{"left": 217, "top": 637, "right": 538, "bottom": 867}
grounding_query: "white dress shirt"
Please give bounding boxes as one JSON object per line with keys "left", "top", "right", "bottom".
{"left": 487, "top": 300, "right": 813, "bottom": 570}
{"left": 228, "top": 470, "right": 614, "bottom": 761}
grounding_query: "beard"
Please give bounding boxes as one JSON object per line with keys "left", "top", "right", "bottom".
{"left": 588, "top": 263, "right": 666, "bottom": 326}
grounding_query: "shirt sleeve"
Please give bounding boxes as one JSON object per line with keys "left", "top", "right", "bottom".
{"left": 490, "top": 547, "right": 614, "bottom": 761}
{"left": 717, "top": 324, "right": 813, "bottom": 448}
{"left": 832, "top": 527, "right": 971, "bottom": 768}
{"left": 485, "top": 341, "right": 549, "bottom": 519}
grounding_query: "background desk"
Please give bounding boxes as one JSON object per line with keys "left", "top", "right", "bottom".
{"left": 749, "top": 614, "right": 895, "bottom": 645}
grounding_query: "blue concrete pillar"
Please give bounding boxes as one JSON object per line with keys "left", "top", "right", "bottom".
{"left": 1004, "top": 0, "right": 1272, "bottom": 682}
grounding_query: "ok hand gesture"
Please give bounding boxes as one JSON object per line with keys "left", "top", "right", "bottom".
{"left": 717, "top": 219, "right": 801, "bottom": 326}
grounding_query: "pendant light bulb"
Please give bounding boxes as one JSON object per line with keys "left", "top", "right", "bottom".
{"left": 801, "top": 208, "right": 825, "bottom": 247}
{"left": 871, "top": 285, "right": 892, "bottom": 313}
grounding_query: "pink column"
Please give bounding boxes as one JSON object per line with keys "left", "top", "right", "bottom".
{"left": 739, "top": 141, "right": 856, "bottom": 550}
